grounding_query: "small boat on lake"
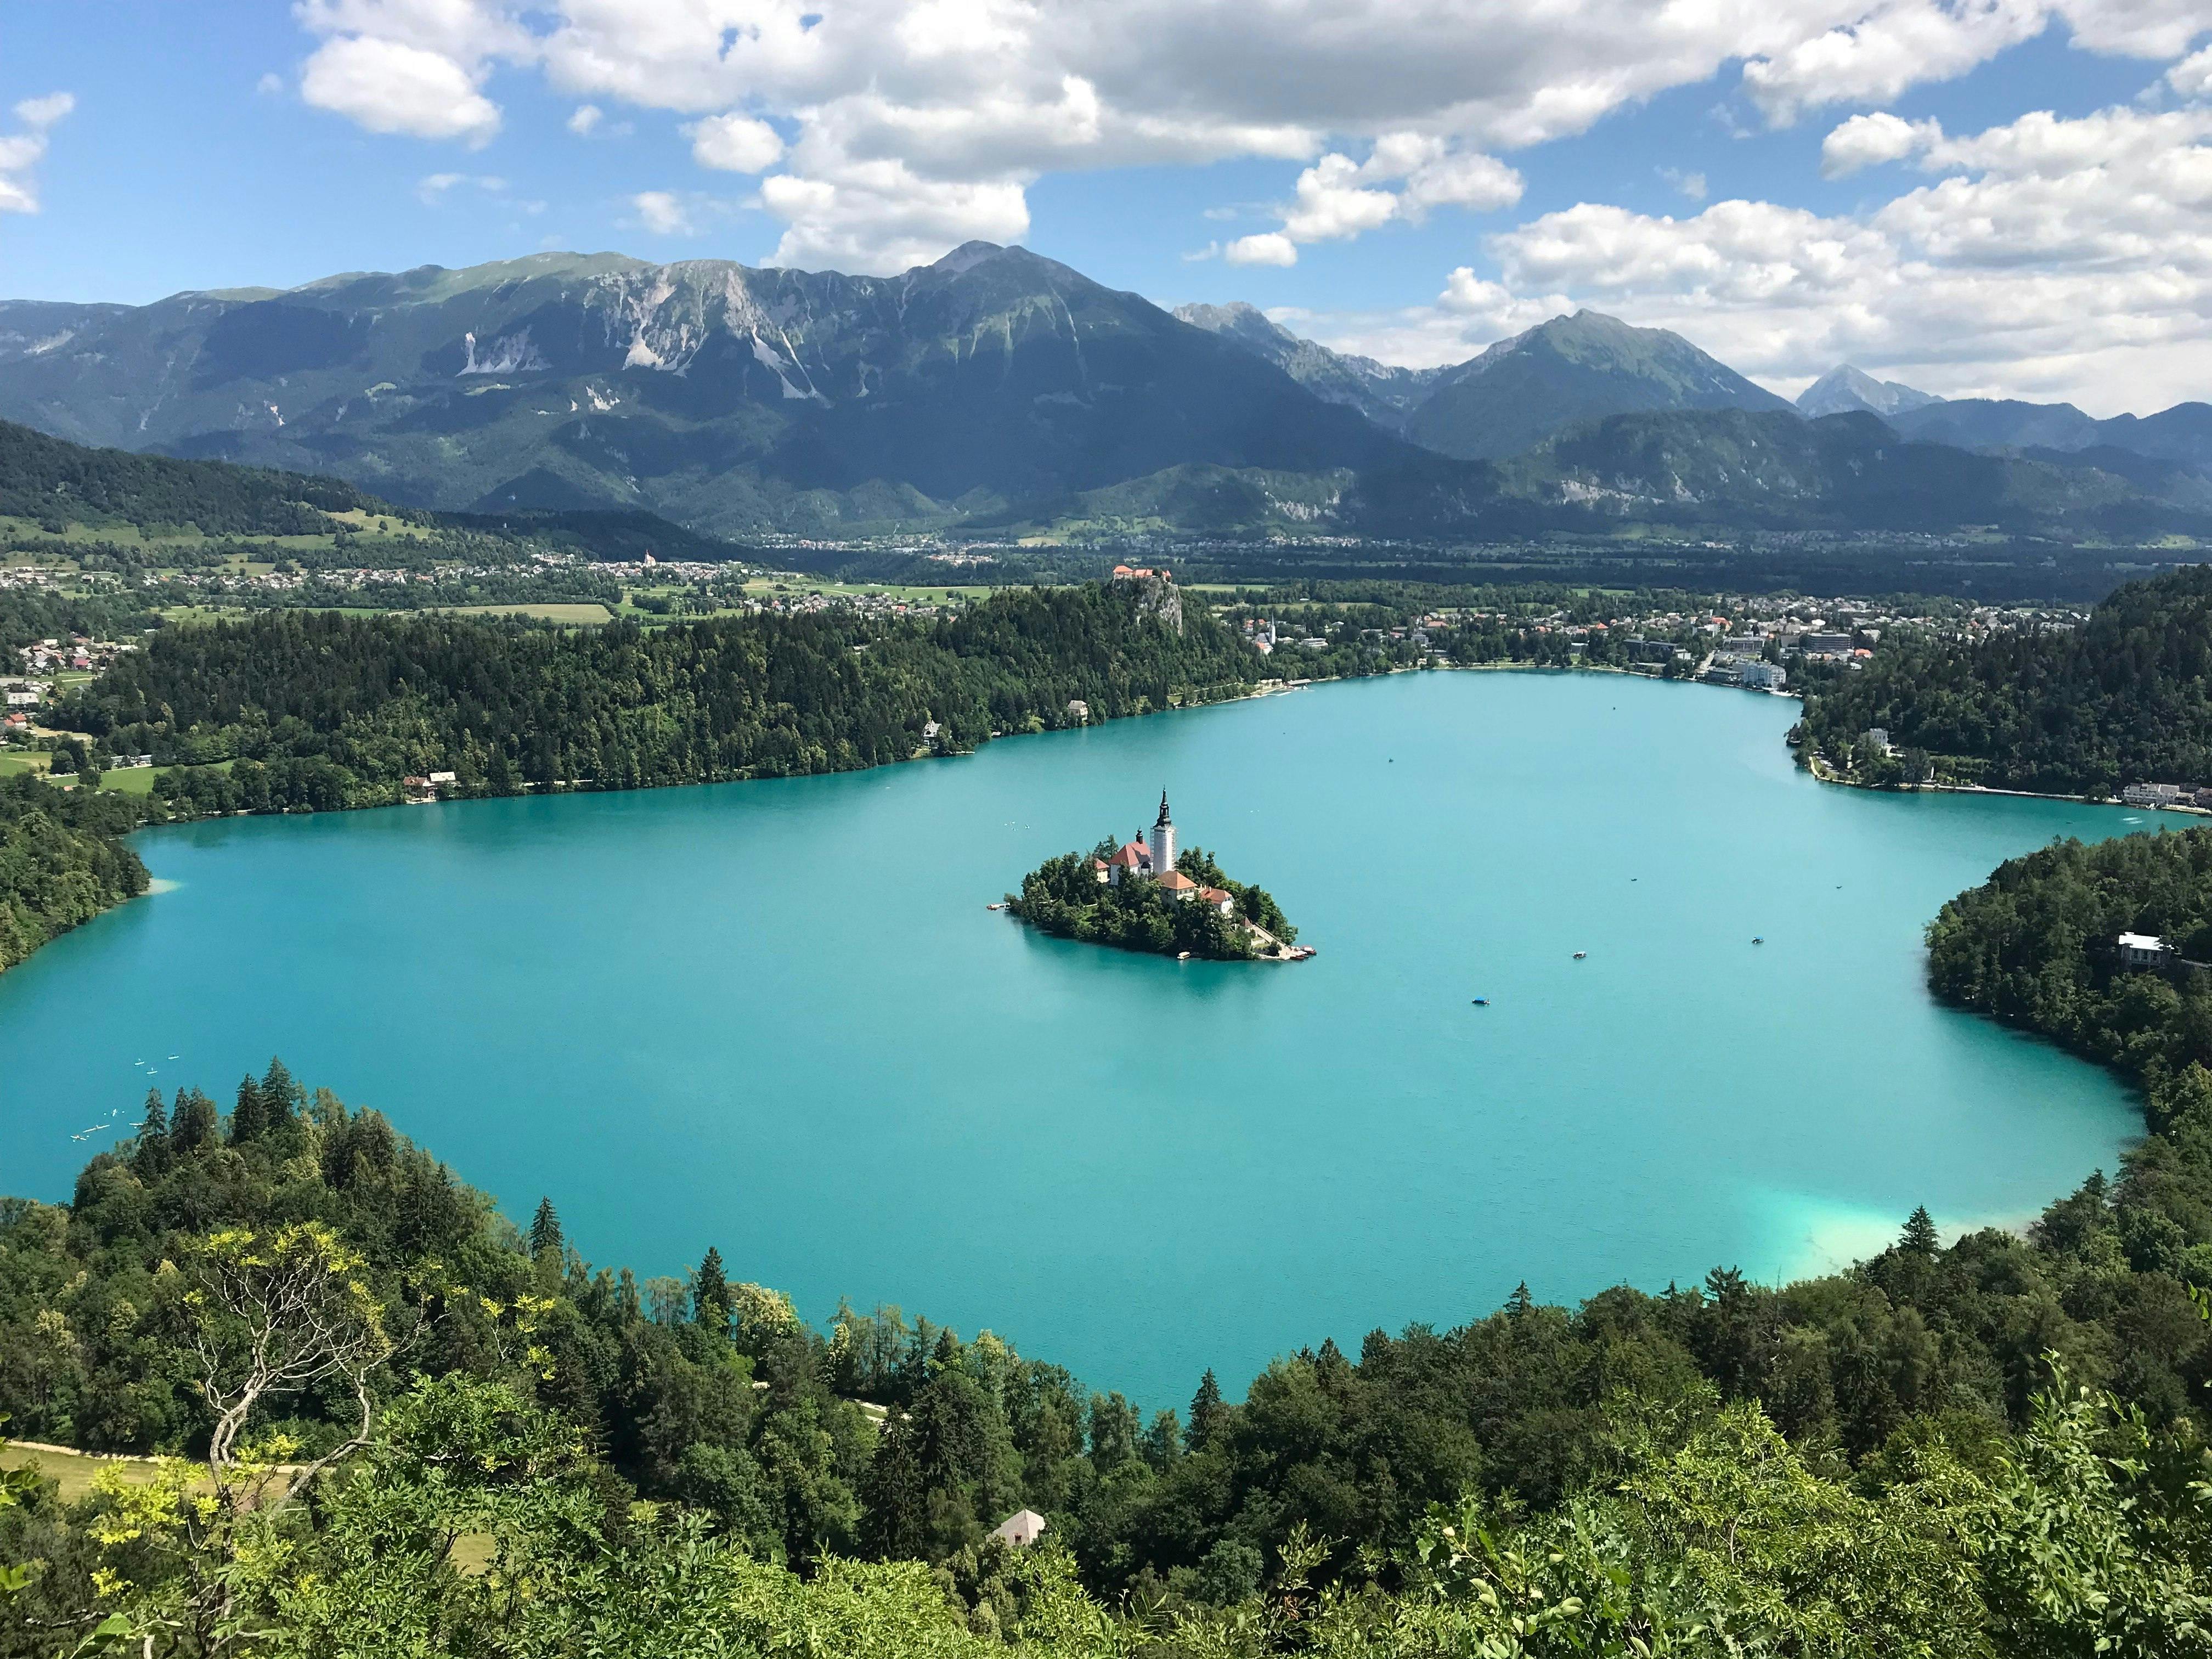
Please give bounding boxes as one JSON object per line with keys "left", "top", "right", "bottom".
{"left": 1573, "top": 950, "right": 1587, "bottom": 960}
{"left": 1752, "top": 936, "right": 1764, "bottom": 945}
{"left": 1471, "top": 997, "right": 1490, "bottom": 1006}
{"left": 986, "top": 902, "right": 1002, "bottom": 911}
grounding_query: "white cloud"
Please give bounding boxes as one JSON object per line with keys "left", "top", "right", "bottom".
{"left": 1229, "top": 137, "right": 1522, "bottom": 257}
{"left": 1295, "top": 101, "right": 2212, "bottom": 411}
{"left": 630, "top": 189, "right": 693, "bottom": 234}
{"left": 0, "top": 90, "right": 72, "bottom": 215}
{"left": 687, "top": 111, "right": 783, "bottom": 173}
{"left": 279, "top": 0, "right": 2210, "bottom": 329}
{"left": 2172, "top": 44, "right": 2212, "bottom": 97}
{"left": 300, "top": 34, "right": 502, "bottom": 144}
{"left": 759, "top": 162, "right": 1028, "bottom": 270}
{"left": 286, "top": 0, "right": 2160, "bottom": 275}
{"left": 1742, "top": 0, "right": 2049, "bottom": 127}
{"left": 1658, "top": 167, "right": 1708, "bottom": 200}
{"left": 1224, "top": 232, "right": 1298, "bottom": 267}
{"left": 14, "top": 92, "right": 75, "bottom": 129}
{"left": 417, "top": 170, "right": 506, "bottom": 203}
{"left": 567, "top": 102, "right": 602, "bottom": 134}
{"left": 1821, "top": 111, "right": 1942, "bottom": 176}
{"left": 257, "top": 71, "right": 286, "bottom": 95}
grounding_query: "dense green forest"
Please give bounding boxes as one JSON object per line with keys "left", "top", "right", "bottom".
{"left": 1803, "top": 565, "right": 2212, "bottom": 795}
{"left": 3, "top": 1053, "right": 2210, "bottom": 1654}
{"left": 0, "top": 419, "right": 391, "bottom": 537}
{"left": 1009, "top": 843, "right": 1296, "bottom": 960}
{"left": 52, "top": 585, "right": 1264, "bottom": 816}
{"left": 1928, "top": 826, "right": 2212, "bottom": 1136}
{"left": 0, "top": 776, "right": 148, "bottom": 973}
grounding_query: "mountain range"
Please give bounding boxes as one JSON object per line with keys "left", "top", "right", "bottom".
{"left": 2, "top": 242, "right": 2207, "bottom": 543}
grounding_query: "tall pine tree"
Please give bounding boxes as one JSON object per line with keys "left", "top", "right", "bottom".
{"left": 170, "top": 1087, "right": 218, "bottom": 1153}
{"left": 259, "top": 1057, "right": 303, "bottom": 1135}
{"left": 693, "top": 1246, "right": 731, "bottom": 1333}
{"left": 129, "top": 1089, "right": 170, "bottom": 1177}
{"left": 528, "top": 1198, "right": 563, "bottom": 1259}
{"left": 230, "top": 1075, "right": 264, "bottom": 1144}
{"left": 1188, "top": 1369, "right": 1226, "bottom": 1450}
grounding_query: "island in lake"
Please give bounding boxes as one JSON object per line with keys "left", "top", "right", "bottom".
{"left": 1006, "top": 791, "right": 1309, "bottom": 961}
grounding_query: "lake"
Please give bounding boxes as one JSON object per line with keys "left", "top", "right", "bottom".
{"left": 0, "top": 669, "right": 2152, "bottom": 1406}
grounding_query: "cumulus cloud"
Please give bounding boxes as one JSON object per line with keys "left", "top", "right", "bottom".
{"left": 300, "top": 35, "right": 502, "bottom": 143}
{"left": 630, "top": 189, "right": 694, "bottom": 234}
{"left": 1820, "top": 111, "right": 1942, "bottom": 176}
{"left": 0, "top": 91, "right": 72, "bottom": 215}
{"left": 687, "top": 112, "right": 783, "bottom": 173}
{"left": 1227, "top": 136, "right": 1523, "bottom": 259}
{"left": 1224, "top": 232, "right": 1298, "bottom": 267}
{"left": 279, "top": 0, "right": 2212, "bottom": 396}
{"left": 287, "top": 0, "right": 2194, "bottom": 274}
{"left": 1293, "top": 100, "right": 2212, "bottom": 411}
{"left": 760, "top": 161, "right": 1027, "bottom": 269}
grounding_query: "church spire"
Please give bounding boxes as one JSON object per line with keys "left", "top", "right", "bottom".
{"left": 1156, "top": 790, "right": 1172, "bottom": 826}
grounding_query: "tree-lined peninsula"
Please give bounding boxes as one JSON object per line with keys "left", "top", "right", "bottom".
{"left": 1803, "top": 564, "right": 2212, "bottom": 795}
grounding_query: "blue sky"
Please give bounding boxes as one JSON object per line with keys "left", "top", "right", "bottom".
{"left": 3, "top": 1, "right": 2209, "bottom": 412}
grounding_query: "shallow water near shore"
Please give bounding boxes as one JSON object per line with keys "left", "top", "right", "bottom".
{"left": 0, "top": 670, "right": 2153, "bottom": 1403}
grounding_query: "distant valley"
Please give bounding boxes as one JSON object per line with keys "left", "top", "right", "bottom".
{"left": 3, "top": 242, "right": 2208, "bottom": 545}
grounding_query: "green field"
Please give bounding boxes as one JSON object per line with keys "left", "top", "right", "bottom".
{"left": 3, "top": 1443, "right": 187, "bottom": 1503}
{"left": 441, "top": 602, "right": 615, "bottom": 624}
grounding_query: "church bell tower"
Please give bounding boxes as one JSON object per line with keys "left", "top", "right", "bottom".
{"left": 1152, "top": 790, "right": 1176, "bottom": 878}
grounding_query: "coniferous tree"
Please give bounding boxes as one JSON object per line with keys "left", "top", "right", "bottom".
{"left": 528, "top": 1198, "right": 563, "bottom": 1259}
{"left": 1901, "top": 1205, "right": 1939, "bottom": 1257}
{"left": 129, "top": 1088, "right": 170, "bottom": 1176}
{"left": 1505, "top": 1281, "right": 1534, "bottom": 1319}
{"left": 1188, "top": 1369, "right": 1226, "bottom": 1450}
{"left": 259, "top": 1057, "right": 302, "bottom": 1134}
{"left": 693, "top": 1246, "right": 731, "bottom": 1333}
{"left": 230, "top": 1075, "right": 264, "bottom": 1143}
{"left": 169, "top": 1086, "right": 218, "bottom": 1153}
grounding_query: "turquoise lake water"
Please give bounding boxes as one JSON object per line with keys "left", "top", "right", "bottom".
{"left": 0, "top": 669, "right": 2158, "bottom": 1405}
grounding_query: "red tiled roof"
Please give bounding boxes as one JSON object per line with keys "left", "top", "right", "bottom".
{"left": 1108, "top": 843, "right": 1147, "bottom": 866}
{"left": 1156, "top": 870, "right": 1197, "bottom": 890}
{"left": 1198, "top": 887, "right": 1232, "bottom": 902}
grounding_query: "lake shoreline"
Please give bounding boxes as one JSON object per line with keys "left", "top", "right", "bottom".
{"left": 9, "top": 668, "right": 2146, "bottom": 1404}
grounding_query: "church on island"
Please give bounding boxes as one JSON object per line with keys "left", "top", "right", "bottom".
{"left": 1094, "top": 792, "right": 1237, "bottom": 915}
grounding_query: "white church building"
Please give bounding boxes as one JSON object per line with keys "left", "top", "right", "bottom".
{"left": 1094, "top": 793, "right": 1235, "bottom": 914}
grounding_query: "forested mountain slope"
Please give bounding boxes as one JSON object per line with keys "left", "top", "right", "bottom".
{"left": 0, "top": 246, "right": 1406, "bottom": 538}
{"left": 1803, "top": 565, "right": 2212, "bottom": 794}
{"left": 0, "top": 416, "right": 387, "bottom": 535}
{"left": 1403, "top": 311, "right": 1793, "bottom": 461}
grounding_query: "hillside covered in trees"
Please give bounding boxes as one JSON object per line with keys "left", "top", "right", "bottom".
{"left": 0, "top": 775, "right": 148, "bottom": 974}
{"left": 3, "top": 1041, "right": 2211, "bottom": 1653}
{"left": 0, "top": 417, "right": 390, "bottom": 538}
{"left": 1928, "top": 826, "right": 2212, "bottom": 1137}
{"left": 1803, "top": 565, "right": 2212, "bottom": 795}
{"left": 50, "top": 584, "right": 1263, "bottom": 816}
